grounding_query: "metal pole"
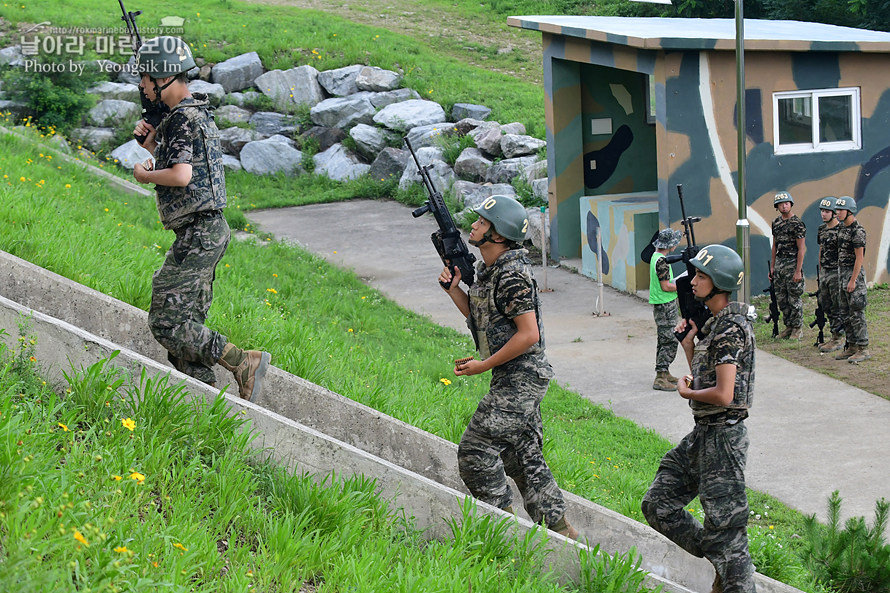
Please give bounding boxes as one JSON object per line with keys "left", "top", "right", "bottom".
{"left": 735, "top": 0, "right": 751, "bottom": 303}
{"left": 539, "top": 206, "right": 549, "bottom": 291}
{"left": 596, "top": 227, "right": 605, "bottom": 316}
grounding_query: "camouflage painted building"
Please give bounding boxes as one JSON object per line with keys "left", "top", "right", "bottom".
{"left": 508, "top": 16, "right": 890, "bottom": 292}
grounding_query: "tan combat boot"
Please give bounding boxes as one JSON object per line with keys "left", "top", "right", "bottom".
{"left": 848, "top": 347, "right": 871, "bottom": 363}
{"left": 551, "top": 516, "right": 579, "bottom": 540}
{"left": 789, "top": 326, "right": 803, "bottom": 340}
{"left": 777, "top": 326, "right": 792, "bottom": 339}
{"left": 218, "top": 343, "right": 272, "bottom": 401}
{"left": 653, "top": 371, "right": 677, "bottom": 391}
{"left": 835, "top": 344, "right": 858, "bottom": 361}
{"left": 666, "top": 372, "right": 680, "bottom": 383}
{"left": 819, "top": 333, "right": 844, "bottom": 353}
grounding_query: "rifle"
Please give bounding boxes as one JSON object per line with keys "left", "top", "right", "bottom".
{"left": 809, "top": 267, "right": 826, "bottom": 346}
{"left": 406, "top": 137, "right": 476, "bottom": 289}
{"left": 118, "top": 0, "right": 169, "bottom": 145}
{"left": 664, "top": 184, "right": 710, "bottom": 341}
{"left": 762, "top": 259, "right": 780, "bottom": 337}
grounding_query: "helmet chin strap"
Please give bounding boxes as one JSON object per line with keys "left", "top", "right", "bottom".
{"left": 469, "top": 230, "right": 505, "bottom": 248}
{"left": 694, "top": 287, "right": 724, "bottom": 303}
{"left": 151, "top": 76, "right": 177, "bottom": 104}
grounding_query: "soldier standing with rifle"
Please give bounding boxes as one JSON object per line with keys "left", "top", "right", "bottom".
{"left": 642, "top": 245, "right": 756, "bottom": 593}
{"left": 816, "top": 197, "right": 845, "bottom": 353}
{"left": 650, "top": 228, "right": 683, "bottom": 391}
{"left": 131, "top": 36, "right": 271, "bottom": 399}
{"left": 834, "top": 196, "right": 870, "bottom": 363}
{"left": 438, "top": 195, "right": 578, "bottom": 540}
{"left": 769, "top": 191, "right": 806, "bottom": 339}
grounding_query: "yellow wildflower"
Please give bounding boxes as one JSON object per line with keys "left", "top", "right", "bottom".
{"left": 173, "top": 542, "right": 188, "bottom": 551}
{"left": 73, "top": 530, "right": 89, "bottom": 546}
{"left": 129, "top": 472, "right": 145, "bottom": 484}
{"left": 58, "top": 422, "right": 69, "bottom": 432}
{"left": 121, "top": 418, "right": 135, "bottom": 431}
{"left": 114, "top": 546, "right": 129, "bottom": 553}
{"left": 112, "top": 475, "right": 122, "bottom": 481}
{"left": 440, "top": 378, "right": 452, "bottom": 386}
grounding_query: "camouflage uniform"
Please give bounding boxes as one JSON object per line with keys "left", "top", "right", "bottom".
{"left": 642, "top": 302, "right": 756, "bottom": 593}
{"left": 837, "top": 221, "right": 868, "bottom": 346}
{"left": 148, "top": 94, "right": 229, "bottom": 384}
{"left": 459, "top": 249, "right": 566, "bottom": 528}
{"left": 652, "top": 255, "right": 679, "bottom": 373}
{"left": 771, "top": 215, "right": 806, "bottom": 330}
{"left": 817, "top": 222, "right": 844, "bottom": 338}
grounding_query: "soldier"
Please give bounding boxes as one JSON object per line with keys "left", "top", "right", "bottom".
{"left": 650, "top": 228, "right": 683, "bottom": 391}
{"left": 439, "top": 195, "right": 578, "bottom": 540}
{"left": 816, "top": 197, "right": 845, "bottom": 353}
{"left": 833, "top": 196, "right": 870, "bottom": 363}
{"left": 769, "top": 191, "right": 806, "bottom": 339}
{"left": 131, "top": 36, "right": 271, "bottom": 399}
{"left": 642, "top": 245, "right": 756, "bottom": 593}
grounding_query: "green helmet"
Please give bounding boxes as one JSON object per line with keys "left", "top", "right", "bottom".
{"left": 818, "top": 196, "right": 838, "bottom": 212}
{"left": 834, "top": 195, "right": 857, "bottom": 214}
{"left": 689, "top": 244, "right": 743, "bottom": 293}
{"left": 136, "top": 36, "right": 196, "bottom": 78}
{"left": 773, "top": 191, "right": 793, "bottom": 208}
{"left": 473, "top": 195, "right": 528, "bottom": 243}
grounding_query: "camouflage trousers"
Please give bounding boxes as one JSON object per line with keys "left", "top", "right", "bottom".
{"left": 653, "top": 300, "right": 680, "bottom": 372}
{"left": 774, "top": 257, "right": 804, "bottom": 329}
{"left": 458, "top": 378, "right": 566, "bottom": 528}
{"left": 642, "top": 422, "right": 754, "bottom": 593}
{"left": 149, "top": 212, "right": 230, "bottom": 385}
{"left": 818, "top": 268, "right": 845, "bottom": 338}
{"left": 838, "top": 267, "right": 868, "bottom": 346}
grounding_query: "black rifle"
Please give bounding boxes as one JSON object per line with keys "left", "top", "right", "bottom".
{"left": 664, "top": 184, "right": 710, "bottom": 342}
{"left": 809, "top": 267, "right": 826, "bottom": 346}
{"left": 118, "top": 0, "right": 169, "bottom": 145}
{"left": 762, "top": 260, "right": 780, "bottom": 337}
{"left": 406, "top": 137, "right": 476, "bottom": 289}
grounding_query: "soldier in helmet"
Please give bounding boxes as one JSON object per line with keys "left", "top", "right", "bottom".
{"left": 642, "top": 244, "right": 756, "bottom": 593}
{"left": 438, "top": 195, "right": 578, "bottom": 540}
{"left": 131, "top": 36, "right": 271, "bottom": 400}
{"left": 833, "top": 196, "right": 870, "bottom": 363}
{"left": 769, "top": 191, "right": 806, "bottom": 339}
{"left": 816, "top": 197, "right": 845, "bottom": 353}
{"left": 649, "top": 228, "right": 683, "bottom": 391}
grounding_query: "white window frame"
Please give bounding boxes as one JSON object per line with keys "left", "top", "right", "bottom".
{"left": 772, "top": 87, "right": 861, "bottom": 155}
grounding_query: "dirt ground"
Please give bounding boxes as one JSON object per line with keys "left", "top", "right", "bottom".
{"left": 752, "top": 290, "right": 890, "bottom": 401}
{"left": 243, "top": 0, "right": 545, "bottom": 85}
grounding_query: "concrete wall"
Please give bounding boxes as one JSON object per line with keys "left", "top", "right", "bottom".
{"left": 0, "top": 249, "right": 801, "bottom": 593}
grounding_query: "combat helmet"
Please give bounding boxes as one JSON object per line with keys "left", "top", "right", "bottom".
{"left": 135, "top": 36, "right": 196, "bottom": 78}
{"left": 834, "top": 195, "right": 857, "bottom": 214}
{"left": 773, "top": 191, "right": 793, "bottom": 208}
{"left": 472, "top": 195, "right": 528, "bottom": 244}
{"left": 818, "top": 196, "right": 838, "bottom": 212}
{"left": 689, "top": 244, "right": 743, "bottom": 293}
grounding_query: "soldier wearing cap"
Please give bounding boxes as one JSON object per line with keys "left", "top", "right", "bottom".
{"left": 642, "top": 244, "right": 756, "bottom": 593}
{"left": 770, "top": 191, "right": 806, "bottom": 339}
{"left": 649, "top": 228, "right": 683, "bottom": 391}
{"left": 816, "top": 197, "right": 845, "bottom": 353}
{"left": 833, "top": 196, "right": 870, "bottom": 363}
{"left": 131, "top": 36, "right": 271, "bottom": 400}
{"left": 439, "top": 194, "right": 578, "bottom": 540}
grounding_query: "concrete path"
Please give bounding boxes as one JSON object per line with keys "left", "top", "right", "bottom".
{"left": 249, "top": 199, "right": 890, "bottom": 522}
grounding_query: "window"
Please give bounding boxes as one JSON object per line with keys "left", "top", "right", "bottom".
{"left": 773, "top": 88, "right": 860, "bottom": 154}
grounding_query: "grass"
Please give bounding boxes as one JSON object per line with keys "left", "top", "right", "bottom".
{"left": 0, "top": 112, "right": 829, "bottom": 592}
{"left": 0, "top": 334, "right": 664, "bottom": 593}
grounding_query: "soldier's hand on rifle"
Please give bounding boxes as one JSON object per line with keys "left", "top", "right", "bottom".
{"left": 133, "top": 119, "right": 157, "bottom": 151}
{"left": 675, "top": 317, "right": 698, "bottom": 359}
{"left": 768, "top": 266, "right": 774, "bottom": 281}
{"left": 439, "top": 265, "right": 462, "bottom": 292}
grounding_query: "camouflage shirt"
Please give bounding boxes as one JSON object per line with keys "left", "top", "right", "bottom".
{"left": 154, "top": 93, "right": 226, "bottom": 230}
{"left": 772, "top": 215, "right": 806, "bottom": 259}
{"left": 689, "top": 302, "right": 756, "bottom": 419}
{"left": 837, "top": 220, "right": 867, "bottom": 269}
{"left": 468, "top": 249, "right": 553, "bottom": 382}
{"left": 817, "top": 222, "right": 840, "bottom": 273}
{"left": 655, "top": 255, "right": 672, "bottom": 282}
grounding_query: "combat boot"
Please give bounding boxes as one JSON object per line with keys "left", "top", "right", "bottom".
{"left": 777, "top": 326, "right": 792, "bottom": 339}
{"left": 666, "top": 372, "right": 680, "bottom": 383}
{"left": 848, "top": 347, "right": 871, "bottom": 363}
{"left": 789, "top": 326, "right": 803, "bottom": 340}
{"left": 218, "top": 343, "right": 272, "bottom": 401}
{"left": 820, "top": 333, "right": 844, "bottom": 353}
{"left": 835, "top": 344, "right": 857, "bottom": 361}
{"left": 652, "top": 371, "right": 677, "bottom": 392}
{"left": 551, "top": 516, "right": 579, "bottom": 540}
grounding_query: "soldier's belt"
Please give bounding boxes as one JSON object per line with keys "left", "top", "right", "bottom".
{"left": 694, "top": 410, "right": 748, "bottom": 426}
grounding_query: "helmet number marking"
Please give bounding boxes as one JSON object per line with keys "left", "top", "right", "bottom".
{"left": 694, "top": 249, "right": 713, "bottom": 266}
{"left": 481, "top": 197, "right": 498, "bottom": 210}
{"left": 521, "top": 219, "right": 528, "bottom": 233}
{"left": 737, "top": 271, "right": 744, "bottom": 285}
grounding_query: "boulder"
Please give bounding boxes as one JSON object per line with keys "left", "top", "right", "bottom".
{"left": 349, "top": 123, "right": 397, "bottom": 160}
{"left": 110, "top": 139, "right": 152, "bottom": 170}
{"left": 214, "top": 105, "right": 252, "bottom": 126}
{"left": 240, "top": 136, "right": 304, "bottom": 176}
{"left": 526, "top": 206, "right": 550, "bottom": 251}
{"left": 87, "top": 82, "right": 140, "bottom": 102}
{"left": 470, "top": 122, "right": 503, "bottom": 157}
{"left": 313, "top": 144, "right": 371, "bottom": 182}
{"left": 532, "top": 178, "right": 548, "bottom": 201}
{"left": 368, "top": 147, "right": 410, "bottom": 184}
{"left": 317, "top": 65, "right": 364, "bottom": 97}
{"left": 211, "top": 51, "right": 264, "bottom": 92}
{"left": 255, "top": 65, "right": 325, "bottom": 111}
{"left": 355, "top": 66, "right": 402, "bottom": 92}
{"left": 368, "top": 88, "right": 421, "bottom": 109}
{"left": 222, "top": 154, "right": 242, "bottom": 172}
{"left": 301, "top": 126, "right": 347, "bottom": 152}
{"left": 373, "top": 99, "right": 447, "bottom": 132}
{"left": 188, "top": 81, "right": 226, "bottom": 106}
{"left": 501, "top": 134, "right": 546, "bottom": 159}
{"left": 249, "top": 111, "right": 287, "bottom": 137}
{"left": 483, "top": 156, "right": 539, "bottom": 184}
{"left": 460, "top": 183, "right": 516, "bottom": 210}
{"left": 399, "top": 146, "right": 454, "bottom": 191}
{"left": 226, "top": 91, "right": 263, "bottom": 107}
{"left": 310, "top": 94, "right": 375, "bottom": 129}
{"left": 87, "top": 99, "right": 141, "bottom": 127}
{"left": 405, "top": 123, "right": 456, "bottom": 150}
{"left": 70, "top": 127, "right": 116, "bottom": 151}
{"left": 452, "top": 103, "right": 491, "bottom": 121}
{"left": 501, "top": 122, "right": 527, "bottom": 135}
{"left": 454, "top": 118, "right": 486, "bottom": 136}
{"left": 0, "top": 45, "right": 24, "bottom": 67}
{"left": 453, "top": 147, "right": 492, "bottom": 182}
{"left": 219, "top": 126, "right": 260, "bottom": 156}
